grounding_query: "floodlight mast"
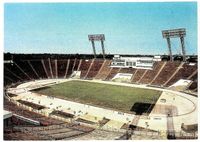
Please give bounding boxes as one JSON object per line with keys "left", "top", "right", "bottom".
{"left": 91, "top": 40, "right": 96, "bottom": 58}
{"left": 88, "top": 34, "right": 106, "bottom": 59}
{"left": 162, "top": 28, "right": 186, "bottom": 61}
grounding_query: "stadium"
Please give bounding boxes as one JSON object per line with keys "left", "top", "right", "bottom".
{"left": 3, "top": 2, "right": 198, "bottom": 140}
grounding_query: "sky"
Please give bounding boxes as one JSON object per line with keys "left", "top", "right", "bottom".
{"left": 4, "top": 2, "right": 197, "bottom": 55}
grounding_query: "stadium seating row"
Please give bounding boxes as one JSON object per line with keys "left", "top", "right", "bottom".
{"left": 4, "top": 59, "right": 197, "bottom": 92}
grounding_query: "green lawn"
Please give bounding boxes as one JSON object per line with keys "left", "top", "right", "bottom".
{"left": 33, "top": 80, "right": 162, "bottom": 113}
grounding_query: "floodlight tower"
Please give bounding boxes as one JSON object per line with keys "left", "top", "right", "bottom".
{"left": 88, "top": 34, "right": 106, "bottom": 59}
{"left": 162, "top": 28, "right": 186, "bottom": 61}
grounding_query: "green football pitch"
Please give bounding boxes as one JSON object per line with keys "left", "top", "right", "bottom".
{"left": 33, "top": 80, "right": 162, "bottom": 113}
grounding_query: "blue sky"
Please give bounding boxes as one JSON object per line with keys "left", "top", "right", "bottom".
{"left": 4, "top": 2, "right": 197, "bottom": 55}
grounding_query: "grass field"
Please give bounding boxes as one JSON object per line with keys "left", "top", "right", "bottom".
{"left": 33, "top": 80, "right": 162, "bottom": 113}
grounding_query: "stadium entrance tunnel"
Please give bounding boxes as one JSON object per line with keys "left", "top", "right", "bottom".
{"left": 130, "top": 102, "right": 155, "bottom": 115}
